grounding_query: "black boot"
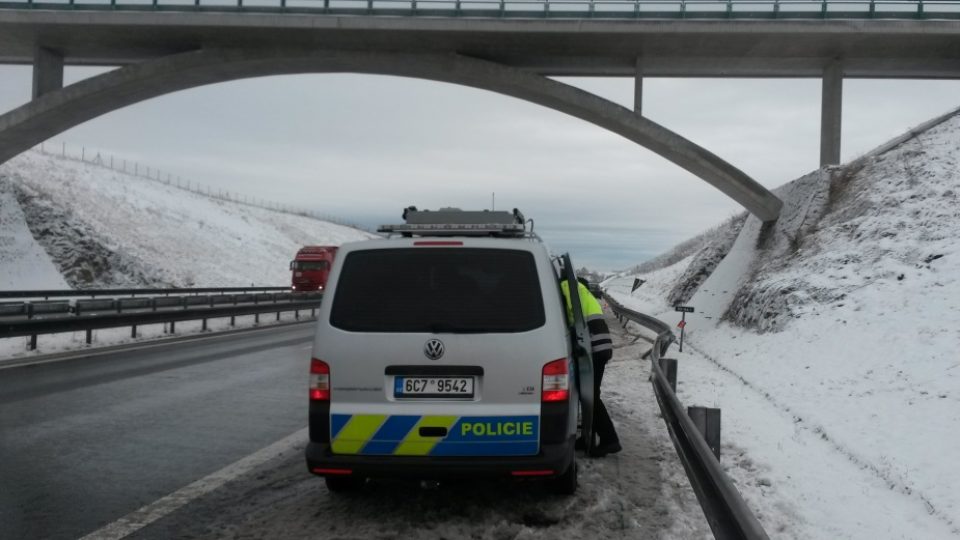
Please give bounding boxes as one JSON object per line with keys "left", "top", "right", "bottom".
{"left": 590, "top": 440, "right": 622, "bottom": 458}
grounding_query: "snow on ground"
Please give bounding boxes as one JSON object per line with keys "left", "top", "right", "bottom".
{"left": 0, "top": 150, "right": 376, "bottom": 288}
{"left": 0, "top": 186, "right": 68, "bottom": 289}
{"left": 606, "top": 110, "right": 960, "bottom": 539}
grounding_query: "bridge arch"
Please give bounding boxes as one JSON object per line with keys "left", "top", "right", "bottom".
{"left": 0, "top": 48, "right": 782, "bottom": 220}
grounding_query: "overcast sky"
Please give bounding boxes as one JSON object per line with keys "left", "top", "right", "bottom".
{"left": 1, "top": 66, "right": 958, "bottom": 270}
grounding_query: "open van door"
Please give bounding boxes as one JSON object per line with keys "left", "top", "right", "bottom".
{"left": 562, "top": 253, "right": 595, "bottom": 455}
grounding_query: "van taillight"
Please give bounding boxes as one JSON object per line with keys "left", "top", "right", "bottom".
{"left": 310, "top": 358, "right": 330, "bottom": 401}
{"left": 541, "top": 358, "right": 569, "bottom": 402}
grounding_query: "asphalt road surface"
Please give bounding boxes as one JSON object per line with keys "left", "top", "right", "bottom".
{"left": 0, "top": 323, "right": 315, "bottom": 540}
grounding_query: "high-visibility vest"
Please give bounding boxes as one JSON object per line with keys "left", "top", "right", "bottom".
{"left": 560, "top": 280, "right": 604, "bottom": 326}
{"left": 560, "top": 281, "right": 613, "bottom": 356}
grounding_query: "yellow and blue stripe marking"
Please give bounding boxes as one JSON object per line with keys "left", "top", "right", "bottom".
{"left": 330, "top": 414, "right": 539, "bottom": 456}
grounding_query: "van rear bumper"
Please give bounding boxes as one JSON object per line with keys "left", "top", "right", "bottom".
{"left": 305, "top": 437, "right": 575, "bottom": 479}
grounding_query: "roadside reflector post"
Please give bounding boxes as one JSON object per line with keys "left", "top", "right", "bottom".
{"left": 170, "top": 321, "right": 176, "bottom": 334}
{"left": 311, "top": 308, "right": 316, "bottom": 318}
{"left": 86, "top": 329, "right": 92, "bottom": 344}
{"left": 674, "top": 305, "right": 694, "bottom": 352}
{"left": 230, "top": 315, "right": 235, "bottom": 327}
{"left": 276, "top": 311, "right": 281, "bottom": 321}
{"left": 29, "top": 334, "right": 37, "bottom": 350}
{"left": 131, "top": 325, "right": 137, "bottom": 338}
{"left": 202, "top": 318, "right": 208, "bottom": 331}
{"left": 295, "top": 309, "right": 300, "bottom": 320}
{"left": 658, "top": 357, "right": 678, "bottom": 393}
{"left": 255, "top": 313, "right": 260, "bottom": 324}
{"left": 688, "top": 406, "right": 721, "bottom": 460}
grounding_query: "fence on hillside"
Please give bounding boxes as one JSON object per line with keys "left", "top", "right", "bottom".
{"left": 34, "top": 142, "right": 369, "bottom": 231}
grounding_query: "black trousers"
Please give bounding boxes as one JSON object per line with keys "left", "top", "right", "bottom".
{"left": 592, "top": 357, "right": 620, "bottom": 445}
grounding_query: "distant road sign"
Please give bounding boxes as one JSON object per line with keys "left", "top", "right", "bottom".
{"left": 675, "top": 305, "right": 695, "bottom": 313}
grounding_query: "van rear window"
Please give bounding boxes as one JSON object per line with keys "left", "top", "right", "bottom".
{"left": 330, "top": 248, "right": 545, "bottom": 333}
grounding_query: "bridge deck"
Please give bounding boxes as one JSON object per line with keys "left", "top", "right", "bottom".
{"left": 2, "top": 8, "right": 960, "bottom": 77}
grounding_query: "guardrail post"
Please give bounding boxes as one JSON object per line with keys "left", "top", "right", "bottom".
{"left": 311, "top": 308, "right": 316, "bottom": 317}
{"left": 687, "top": 406, "right": 721, "bottom": 460}
{"left": 131, "top": 324, "right": 137, "bottom": 338}
{"left": 295, "top": 309, "right": 300, "bottom": 320}
{"left": 658, "top": 358, "right": 678, "bottom": 392}
{"left": 29, "top": 334, "right": 38, "bottom": 350}
{"left": 230, "top": 315, "right": 235, "bottom": 327}
{"left": 170, "top": 321, "right": 176, "bottom": 334}
{"left": 202, "top": 318, "right": 208, "bottom": 331}
{"left": 27, "top": 303, "right": 34, "bottom": 320}
{"left": 255, "top": 312, "right": 260, "bottom": 324}
{"left": 86, "top": 329, "right": 92, "bottom": 344}
{"left": 276, "top": 310, "right": 281, "bottom": 321}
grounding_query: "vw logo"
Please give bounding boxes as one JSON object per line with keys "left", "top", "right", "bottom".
{"left": 423, "top": 339, "right": 445, "bottom": 360}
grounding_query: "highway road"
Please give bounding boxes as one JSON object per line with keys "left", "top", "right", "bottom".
{"left": 0, "top": 323, "right": 315, "bottom": 540}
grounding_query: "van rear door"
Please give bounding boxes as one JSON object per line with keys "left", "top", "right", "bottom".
{"left": 319, "top": 245, "right": 565, "bottom": 457}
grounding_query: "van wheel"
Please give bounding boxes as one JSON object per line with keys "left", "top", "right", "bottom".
{"left": 324, "top": 475, "right": 363, "bottom": 493}
{"left": 551, "top": 460, "right": 578, "bottom": 495}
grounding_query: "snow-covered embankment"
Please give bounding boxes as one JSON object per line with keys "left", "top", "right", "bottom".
{"left": 606, "top": 108, "right": 960, "bottom": 539}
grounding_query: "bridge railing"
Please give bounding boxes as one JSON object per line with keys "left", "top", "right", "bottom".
{"left": 1, "top": 0, "right": 958, "bottom": 19}
{"left": 603, "top": 292, "right": 769, "bottom": 540}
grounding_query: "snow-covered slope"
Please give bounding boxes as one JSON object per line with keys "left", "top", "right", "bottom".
{"left": 0, "top": 151, "right": 375, "bottom": 288}
{"left": 0, "top": 185, "right": 69, "bottom": 289}
{"left": 607, "top": 108, "right": 960, "bottom": 538}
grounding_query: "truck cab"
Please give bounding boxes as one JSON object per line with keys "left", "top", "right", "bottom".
{"left": 291, "top": 246, "right": 338, "bottom": 292}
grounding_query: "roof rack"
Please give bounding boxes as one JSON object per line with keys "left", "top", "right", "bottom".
{"left": 378, "top": 207, "right": 535, "bottom": 238}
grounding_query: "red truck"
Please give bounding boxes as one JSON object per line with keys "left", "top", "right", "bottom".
{"left": 290, "top": 246, "right": 339, "bottom": 292}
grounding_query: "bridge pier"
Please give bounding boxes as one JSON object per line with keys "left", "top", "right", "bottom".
{"left": 820, "top": 61, "right": 843, "bottom": 166}
{"left": 32, "top": 47, "right": 64, "bottom": 99}
{"left": 634, "top": 58, "right": 643, "bottom": 115}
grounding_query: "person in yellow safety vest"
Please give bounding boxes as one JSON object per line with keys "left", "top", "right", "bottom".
{"left": 560, "top": 279, "right": 621, "bottom": 458}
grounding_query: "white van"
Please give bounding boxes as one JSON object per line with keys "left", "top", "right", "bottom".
{"left": 305, "top": 208, "right": 581, "bottom": 494}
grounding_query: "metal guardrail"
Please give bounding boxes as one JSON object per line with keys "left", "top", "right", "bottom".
{"left": 603, "top": 293, "right": 769, "bottom": 540}
{"left": 0, "top": 291, "right": 322, "bottom": 350}
{"left": 0, "top": 0, "right": 958, "bottom": 19}
{"left": 0, "top": 286, "right": 290, "bottom": 300}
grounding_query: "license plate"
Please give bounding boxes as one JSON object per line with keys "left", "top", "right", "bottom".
{"left": 394, "top": 377, "right": 474, "bottom": 398}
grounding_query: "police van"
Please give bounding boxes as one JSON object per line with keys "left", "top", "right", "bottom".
{"left": 305, "top": 207, "right": 591, "bottom": 494}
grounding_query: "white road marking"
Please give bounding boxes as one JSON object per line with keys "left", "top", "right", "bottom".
{"left": 79, "top": 427, "right": 308, "bottom": 540}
